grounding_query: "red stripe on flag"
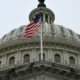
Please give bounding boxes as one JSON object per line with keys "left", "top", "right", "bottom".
{"left": 24, "top": 24, "right": 40, "bottom": 38}
{"left": 24, "top": 23, "right": 40, "bottom": 38}
{"left": 27, "top": 21, "right": 34, "bottom": 27}
{"left": 24, "top": 24, "right": 40, "bottom": 37}
{"left": 25, "top": 22, "right": 41, "bottom": 33}
{"left": 23, "top": 14, "right": 42, "bottom": 38}
{"left": 26, "top": 23, "right": 35, "bottom": 30}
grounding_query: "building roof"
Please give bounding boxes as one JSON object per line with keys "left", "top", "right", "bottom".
{"left": 0, "top": 23, "right": 80, "bottom": 45}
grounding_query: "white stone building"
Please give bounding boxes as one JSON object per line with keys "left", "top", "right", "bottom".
{"left": 0, "top": 0, "right": 80, "bottom": 80}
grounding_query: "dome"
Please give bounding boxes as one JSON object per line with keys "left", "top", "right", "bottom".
{"left": 0, "top": 23, "right": 80, "bottom": 46}
{"left": 0, "top": 1, "right": 80, "bottom": 80}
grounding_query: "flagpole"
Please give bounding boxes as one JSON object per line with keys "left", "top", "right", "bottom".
{"left": 40, "top": 24, "right": 43, "bottom": 60}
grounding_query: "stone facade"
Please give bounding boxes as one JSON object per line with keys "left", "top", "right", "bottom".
{"left": 0, "top": 38, "right": 80, "bottom": 80}
{"left": 0, "top": 1, "right": 80, "bottom": 80}
{"left": 0, "top": 38, "right": 80, "bottom": 67}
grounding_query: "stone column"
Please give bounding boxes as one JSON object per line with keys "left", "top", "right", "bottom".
{"left": 16, "top": 51, "right": 22, "bottom": 64}
{"left": 43, "top": 13, "right": 45, "bottom": 23}
{"left": 2, "top": 54, "right": 7, "bottom": 67}
{"left": 48, "top": 49, "right": 52, "bottom": 62}
{"left": 63, "top": 51, "right": 69, "bottom": 64}
{"left": 77, "top": 54, "right": 80, "bottom": 66}
{"left": 31, "top": 49, "right": 36, "bottom": 62}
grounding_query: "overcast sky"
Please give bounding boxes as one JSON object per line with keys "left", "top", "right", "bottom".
{"left": 0, "top": 0, "right": 80, "bottom": 38}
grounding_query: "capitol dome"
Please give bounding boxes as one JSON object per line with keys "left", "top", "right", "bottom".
{"left": 0, "top": 23, "right": 80, "bottom": 45}
{"left": 0, "top": 0, "right": 80, "bottom": 80}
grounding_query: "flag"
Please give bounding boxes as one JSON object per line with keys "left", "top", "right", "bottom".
{"left": 24, "top": 13, "right": 42, "bottom": 38}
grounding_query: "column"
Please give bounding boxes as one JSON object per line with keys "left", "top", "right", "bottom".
{"left": 2, "top": 54, "right": 7, "bottom": 67}
{"left": 63, "top": 51, "right": 69, "bottom": 64}
{"left": 31, "top": 49, "right": 36, "bottom": 62}
{"left": 77, "top": 54, "right": 80, "bottom": 66}
{"left": 16, "top": 51, "right": 22, "bottom": 64}
{"left": 43, "top": 13, "right": 45, "bottom": 23}
{"left": 48, "top": 49, "right": 52, "bottom": 62}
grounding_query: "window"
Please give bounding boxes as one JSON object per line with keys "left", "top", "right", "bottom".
{"left": 45, "top": 15, "right": 48, "bottom": 23}
{"left": 18, "top": 26, "right": 24, "bottom": 37}
{"left": 60, "top": 26, "right": 65, "bottom": 36}
{"left": 69, "top": 56, "right": 75, "bottom": 64}
{"left": 41, "top": 14, "right": 43, "bottom": 22}
{"left": 39, "top": 53, "right": 45, "bottom": 61}
{"left": 9, "top": 57, "right": 15, "bottom": 65}
{"left": 54, "top": 54, "right": 61, "bottom": 63}
{"left": 69, "top": 29, "right": 74, "bottom": 39}
{"left": 50, "top": 17, "right": 51, "bottom": 24}
{"left": 24, "top": 54, "right": 30, "bottom": 63}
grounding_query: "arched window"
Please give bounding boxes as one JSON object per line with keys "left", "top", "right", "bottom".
{"left": 24, "top": 54, "right": 30, "bottom": 63}
{"left": 69, "top": 56, "right": 75, "bottom": 64}
{"left": 39, "top": 53, "right": 45, "bottom": 61}
{"left": 9, "top": 56, "right": 15, "bottom": 65}
{"left": 54, "top": 54, "right": 61, "bottom": 63}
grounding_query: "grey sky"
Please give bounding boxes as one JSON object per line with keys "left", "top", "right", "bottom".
{"left": 0, "top": 0, "right": 80, "bottom": 38}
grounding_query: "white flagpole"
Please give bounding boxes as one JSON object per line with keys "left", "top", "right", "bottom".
{"left": 40, "top": 24, "right": 43, "bottom": 60}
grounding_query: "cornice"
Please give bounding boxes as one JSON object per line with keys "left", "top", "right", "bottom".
{"left": 0, "top": 41, "right": 80, "bottom": 56}
{"left": 5, "top": 61, "right": 80, "bottom": 80}
{"left": 0, "top": 37, "right": 80, "bottom": 49}
{"left": 0, "top": 61, "right": 80, "bottom": 80}
{"left": 12, "top": 71, "right": 76, "bottom": 80}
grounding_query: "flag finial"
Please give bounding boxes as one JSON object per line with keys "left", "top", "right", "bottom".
{"left": 38, "top": 0, "right": 45, "bottom": 3}
{"left": 38, "top": 0, "right": 46, "bottom": 7}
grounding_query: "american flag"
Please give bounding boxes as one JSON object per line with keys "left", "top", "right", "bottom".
{"left": 24, "top": 13, "right": 42, "bottom": 38}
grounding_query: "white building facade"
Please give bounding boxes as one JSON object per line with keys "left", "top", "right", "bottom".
{"left": 0, "top": 0, "right": 80, "bottom": 80}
